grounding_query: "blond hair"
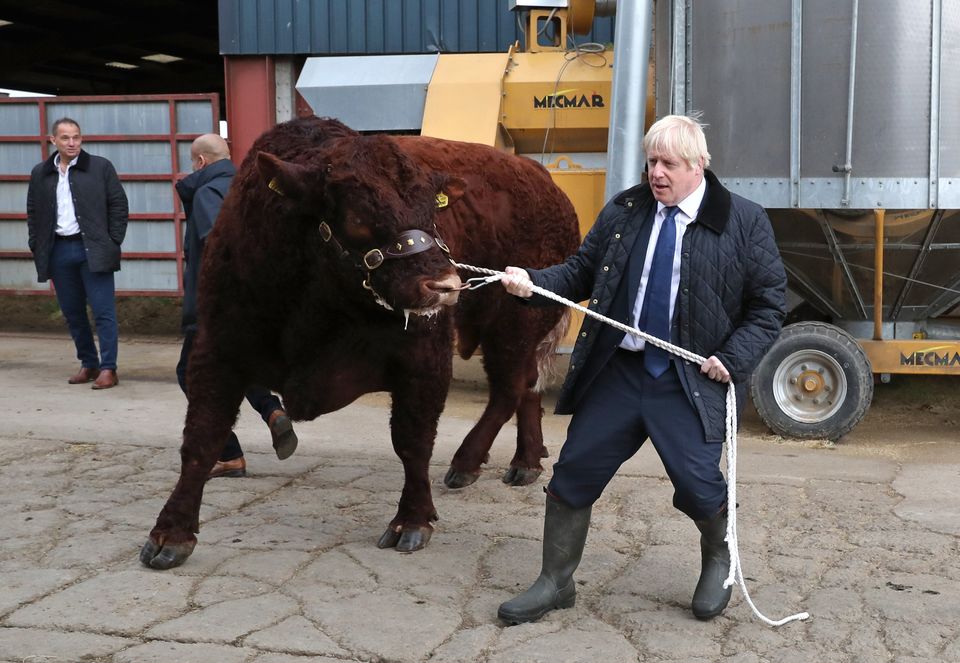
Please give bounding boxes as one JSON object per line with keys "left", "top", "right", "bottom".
{"left": 643, "top": 114, "right": 711, "bottom": 169}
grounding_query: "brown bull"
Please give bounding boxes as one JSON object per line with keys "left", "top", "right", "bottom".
{"left": 140, "top": 117, "right": 580, "bottom": 569}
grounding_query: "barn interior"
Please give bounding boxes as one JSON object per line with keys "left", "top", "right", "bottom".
{"left": 0, "top": 0, "right": 223, "bottom": 97}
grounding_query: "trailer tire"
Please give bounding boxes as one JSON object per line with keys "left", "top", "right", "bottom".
{"left": 750, "top": 322, "right": 873, "bottom": 440}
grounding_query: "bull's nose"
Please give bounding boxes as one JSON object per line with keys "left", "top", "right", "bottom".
{"left": 425, "top": 273, "right": 462, "bottom": 306}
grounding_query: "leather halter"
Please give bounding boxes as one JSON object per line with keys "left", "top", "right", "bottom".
{"left": 318, "top": 220, "right": 453, "bottom": 272}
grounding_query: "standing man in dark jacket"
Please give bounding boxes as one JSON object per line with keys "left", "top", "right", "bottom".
{"left": 176, "top": 134, "right": 297, "bottom": 479}
{"left": 497, "top": 115, "right": 787, "bottom": 624}
{"left": 27, "top": 117, "right": 128, "bottom": 390}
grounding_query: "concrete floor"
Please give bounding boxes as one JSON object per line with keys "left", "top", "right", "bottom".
{"left": 1, "top": 332, "right": 958, "bottom": 662}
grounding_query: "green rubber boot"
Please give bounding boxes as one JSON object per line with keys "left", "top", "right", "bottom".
{"left": 692, "top": 512, "right": 733, "bottom": 620}
{"left": 498, "top": 494, "right": 592, "bottom": 624}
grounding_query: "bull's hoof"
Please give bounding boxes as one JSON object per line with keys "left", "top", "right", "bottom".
{"left": 139, "top": 537, "right": 197, "bottom": 570}
{"left": 443, "top": 466, "right": 480, "bottom": 489}
{"left": 376, "top": 525, "right": 432, "bottom": 552}
{"left": 502, "top": 466, "right": 542, "bottom": 486}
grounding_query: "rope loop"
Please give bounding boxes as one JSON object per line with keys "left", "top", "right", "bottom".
{"left": 453, "top": 261, "right": 809, "bottom": 627}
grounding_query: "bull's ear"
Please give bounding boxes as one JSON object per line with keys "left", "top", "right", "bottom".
{"left": 256, "top": 152, "right": 310, "bottom": 199}
{"left": 437, "top": 176, "right": 467, "bottom": 209}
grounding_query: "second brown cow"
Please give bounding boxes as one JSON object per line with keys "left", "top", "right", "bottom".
{"left": 141, "top": 117, "right": 580, "bottom": 569}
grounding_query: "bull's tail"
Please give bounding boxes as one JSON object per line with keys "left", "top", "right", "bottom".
{"left": 533, "top": 309, "right": 571, "bottom": 393}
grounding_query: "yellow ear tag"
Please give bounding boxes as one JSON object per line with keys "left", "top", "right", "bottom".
{"left": 435, "top": 192, "right": 449, "bottom": 209}
{"left": 268, "top": 177, "right": 284, "bottom": 196}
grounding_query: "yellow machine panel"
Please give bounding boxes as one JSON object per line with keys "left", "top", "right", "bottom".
{"left": 545, "top": 156, "right": 608, "bottom": 350}
{"left": 421, "top": 52, "right": 513, "bottom": 149}
{"left": 859, "top": 340, "right": 960, "bottom": 374}
{"left": 500, "top": 49, "right": 613, "bottom": 154}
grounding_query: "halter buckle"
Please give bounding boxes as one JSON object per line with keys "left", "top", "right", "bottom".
{"left": 319, "top": 221, "right": 332, "bottom": 242}
{"left": 363, "top": 248, "right": 385, "bottom": 270}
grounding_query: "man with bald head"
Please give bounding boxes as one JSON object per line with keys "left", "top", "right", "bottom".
{"left": 176, "top": 134, "right": 298, "bottom": 479}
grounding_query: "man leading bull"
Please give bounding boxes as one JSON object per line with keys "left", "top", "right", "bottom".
{"left": 497, "top": 114, "right": 787, "bottom": 623}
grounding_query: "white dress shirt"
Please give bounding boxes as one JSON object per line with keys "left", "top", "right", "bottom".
{"left": 54, "top": 154, "right": 80, "bottom": 236}
{"left": 620, "top": 176, "right": 707, "bottom": 351}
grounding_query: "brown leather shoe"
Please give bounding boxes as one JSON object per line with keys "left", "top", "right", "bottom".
{"left": 68, "top": 367, "right": 100, "bottom": 384}
{"left": 91, "top": 369, "right": 119, "bottom": 390}
{"left": 268, "top": 409, "right": 298, "bottom": 460}
{"left": 207, "top": 456, "right": 246, "bottom": 479}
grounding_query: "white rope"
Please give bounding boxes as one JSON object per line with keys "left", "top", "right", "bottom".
{"left": 454, "top": 261, "right": 809, "bottom": 627}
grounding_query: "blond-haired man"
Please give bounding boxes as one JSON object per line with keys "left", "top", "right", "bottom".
{"left": 498, "top": 115, "right": 787, "bottom": 623}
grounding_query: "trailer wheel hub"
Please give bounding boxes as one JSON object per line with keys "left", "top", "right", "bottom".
{"left": 772, "top": 349, "right": 848, "bottom": 423}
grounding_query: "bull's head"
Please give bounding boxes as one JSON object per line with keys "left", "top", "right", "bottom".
{"left": 256, "top": 135, "right": 467, "bottom": 318}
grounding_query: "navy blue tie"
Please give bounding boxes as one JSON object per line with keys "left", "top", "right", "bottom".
{"left": 637, "top": 206, "right": 680, "bottom": 377}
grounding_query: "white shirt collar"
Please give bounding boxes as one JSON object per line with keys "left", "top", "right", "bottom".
{"left": 657, "top": 175, "right": 706, "bottom": 221}
{"left": 54, "top": 153, "right": 79, "bottom": 170}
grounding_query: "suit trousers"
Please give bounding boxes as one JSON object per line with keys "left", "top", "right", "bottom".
{"left": 49, "top": 236, "right": 119, "bottom": 371}
{"left": 548, "top": 348, "right": 727, "bottom": 521}
{"left": 177, "top": 328, "right": 283, "bottom": 461}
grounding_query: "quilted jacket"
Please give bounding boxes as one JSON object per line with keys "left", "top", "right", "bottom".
{"left": 26, "top": 149, "right": 129, "bottom": 281}
{"left": 527, "top": 170, "right": 787, "bottom": 442}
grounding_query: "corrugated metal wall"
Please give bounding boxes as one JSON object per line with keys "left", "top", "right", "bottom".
{"left": 219, "top": 0, "right": 615, "bottom": 55}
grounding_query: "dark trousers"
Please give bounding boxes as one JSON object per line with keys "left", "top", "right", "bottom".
{"left": 548, "top": 348, "right": 727, "bottom": 521}
{"left": 177, "top": 328, "right": 283, "bottom": 461}
{"left": 49, "top": 237, "right": 119, "bottom": 370}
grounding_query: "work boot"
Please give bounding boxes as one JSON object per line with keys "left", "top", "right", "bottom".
{"left": 498, "top": 493, "right": 592, "bottom": 624}
{"left": 692, "top": 510, "right": 733, "bottom": 620}
{"left": 268, "top": 409, "right": 298, "bottom": 460}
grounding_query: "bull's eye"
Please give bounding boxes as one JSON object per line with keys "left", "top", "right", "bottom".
{"left": 342, "top": 216, "right": 375, "bottom": 244}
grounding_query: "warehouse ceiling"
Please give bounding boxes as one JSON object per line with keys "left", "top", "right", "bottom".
{"left": 0, "top": 0, "right": 223, "bottom": 97}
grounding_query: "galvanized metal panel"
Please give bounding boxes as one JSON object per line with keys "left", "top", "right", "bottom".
{"left": 0, "top": 260, "right": 45, "bottom": 290}
{"left": 940, "top": 178, "right": 960, "bottom": 207}
{"left": 218, "top": 0, "right": 614, "bottom": 54}
{"left": 83, "top": 142, "right": 173, "bottom": 175}
{"left": 46, "top": 102, "right": 171, "bottom": 135}
{"left": 0, "top": 144, "right": 44, "bottom": 175}
{"left": 0, "top": 183, "right": 28, "bottom": 214}
{"left": 0, "top": 220, "right": 28, "bottom": 251}
{"left": 940, "top": 0, "right": 960, "bottom": 176}
{"left": 177, "top": 141, "right": 194, "bottom": 173}
{"left": 851, "top": 3, "right": 931, "bottom": 177}
{"left": 175, "top": 101, "right": 216, "bottom": 134}
{"left": 296, "top": 54, "right": 439, "bottom": 130}
{"left": 0, "top": 104, "right": 40, "bottom": 135}
{"left": 664, "top": 0, "right": 954, "bottom": 210}
{"left": 123, "top": 182, "right": 176, "bottom": 214}
{"left": 122, "top": 220, "right": 178, "bottom": 253}
{"left": 797, "top": 0, "right": 849, "bottom": 180}
{"left": 115, "top": 260, "right": 180, "bottom": 291}
{"left": 689, "top": 0, "right": 792, "bottom": 178}
{"left": 800, "top": 1, "right": 931, "bottom": 179}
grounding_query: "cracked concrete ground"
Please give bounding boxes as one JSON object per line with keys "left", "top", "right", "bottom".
{"left": 1, "top": 332, "right": 958, "bottom": 662}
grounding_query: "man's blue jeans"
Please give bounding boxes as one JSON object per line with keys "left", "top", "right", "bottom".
{"left": 49, "top": 237, "right": 119, "bottom": 371}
